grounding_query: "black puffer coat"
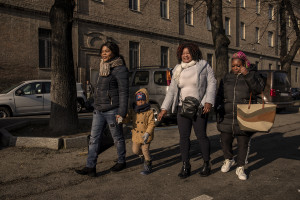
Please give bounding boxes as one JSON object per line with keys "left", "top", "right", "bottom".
{"left": 216, "top": 68, "right": 265, "bottom": 135}
{"left": 94, "top": 65, "right": 129, "bottom": 117}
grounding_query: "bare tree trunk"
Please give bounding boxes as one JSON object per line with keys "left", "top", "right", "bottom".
{"left": 280, "top": 0, "right": 300, "bottom": 81}
{"left": 205, "top": 0, "right": 230, "bottom": 85}
{"left": 49, "top": 0, "right": 78, "bottom": 132}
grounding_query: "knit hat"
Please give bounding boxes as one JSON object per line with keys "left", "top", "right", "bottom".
{"left": 232, "top": 51, "right": 251, "bottom": 68}
{"left": 136, "top": 92, "right": 146, "bottom": 101}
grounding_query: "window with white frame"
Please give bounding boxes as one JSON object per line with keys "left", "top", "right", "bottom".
{"left": 256, "top": 0, "right": 260, "bottom": 14}
{"left": 186, "top": 4, "right": 193, "bottom": 25}
{"left": 39, "top": 28, "right": 51, "bottom": 68}
{"left": 241, "top": 22, "right": 245, "bottom": 40}
{"left": 160, "top": 0, "right": 169, "bottom": 19}
{"left": 129, "top": 0, "right": 139, "bottom": 11}
{"left": 129, "top": 41, "right": 140, "bottom": 69}
{"left": 225, "top": 17, "right": 230, "bottom": 35}
{"left": 255, "top": 27, "right": 260, "bottom": 43}
{"left": 161, "top": 46, "right": 169, "bottom": 67}
{"left": 268, "top": 4, "right": 274, "bottom": 20}
{"left": 207, "top": 15, "right": 211, "bottom": 30}
{"left": 268, "top": 31, "right": 274, "bottom": 47}
{"left": 241, "top": 0, "right": 245, "bottom": 8}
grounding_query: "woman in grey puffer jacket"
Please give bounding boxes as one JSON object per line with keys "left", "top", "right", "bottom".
{"left": 158, "top": 43, "right": 217, "bottom": 178}
{"left": 215, "top": 51, "right": 265, "bottom": 180}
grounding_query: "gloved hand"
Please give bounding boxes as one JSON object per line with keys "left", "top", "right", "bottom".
{"left": 142, "top": 132, "right": 150, "bottom": 144}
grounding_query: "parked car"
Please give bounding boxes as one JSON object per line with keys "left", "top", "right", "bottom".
{"left": 0, "top": 80, "right": 88, "bottom": 118}
{"left": 291, "top": 88, "right": 300, "bottom": 100}
{"left": 129, "top": 67, "right": 173, "bottom": 125}
{"left": 258, "top": 70, "right": 293, "bottom": 111}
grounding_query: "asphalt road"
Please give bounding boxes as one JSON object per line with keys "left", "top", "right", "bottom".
{"left": 0, "top": 108, "right": 299, "bottom": 200}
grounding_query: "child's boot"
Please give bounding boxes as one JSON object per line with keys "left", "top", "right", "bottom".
{"left": 140, "top": 160, "right": 152, "bottom": 175}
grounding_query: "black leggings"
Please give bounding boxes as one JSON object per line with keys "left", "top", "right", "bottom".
{"left": 177, "top": 107, "right": 210, "bottom": 162}
{"left": 220, "top": 132, "right": 251, "bottom": 166}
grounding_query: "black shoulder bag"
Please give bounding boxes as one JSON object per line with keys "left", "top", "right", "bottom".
{"left": 179, "top": 96, "right": 200, "bottom": 120}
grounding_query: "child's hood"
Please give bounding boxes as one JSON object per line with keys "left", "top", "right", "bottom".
{"left": 135, "top": 88, "right": 149, "bottom": 103}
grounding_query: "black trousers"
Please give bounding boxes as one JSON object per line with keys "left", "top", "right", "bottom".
{"left": 177, "top": 107, "right": 210, "bottom": 162}
{"left": 220, "top": 132, "right": 251, "bottom": 167}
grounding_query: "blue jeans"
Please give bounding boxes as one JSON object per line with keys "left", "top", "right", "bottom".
{"left": 86, "top": 108, "right": 126, "bottom": 168}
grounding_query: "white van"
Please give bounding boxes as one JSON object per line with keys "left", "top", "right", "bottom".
{"left": 0, "top": 80, "right": 87, "bottom": 118}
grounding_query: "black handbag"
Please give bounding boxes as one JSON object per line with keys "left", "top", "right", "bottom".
{"left": 179, "top": 96, "right": 200, "bottom": 120}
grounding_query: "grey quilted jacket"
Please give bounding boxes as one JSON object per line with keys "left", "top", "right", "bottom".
{"left": 161, "top": 60, "right": 217, "bottom": 113}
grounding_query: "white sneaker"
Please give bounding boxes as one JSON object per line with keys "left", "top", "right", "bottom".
{"left": 236, "top": 166, "right": 247, "bottom": 180}
{"left": 221, "top": 159, "right": 235, "bottom": 173}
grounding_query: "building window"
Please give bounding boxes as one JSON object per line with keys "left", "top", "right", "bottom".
{"left": 225, "top": 17, "right": 230, "bottom": 35}
{"left": 207, "top": 15, "right": 211, "bottom": 30}
{"left": 241, "top": 0, "right": 245, "bottom": 8}
{"left": 269, "top": 63, "right": 272, "bottom": 70}
{"left": 129, "top": 41, "right": 139, "bottom": 69}
{"left": 268, "top": 4, "right": 274, "bottom": 20}
{"left": 207, "top": 53, "right": 213, "bottom": 68}
{"left": 268, "top": 31, "right": 274, "bottom": 47}
{"left": 39, "top": 28, "right": 51, "bottom": 69}
{"left": 255, "top": 61, "right": 259, "bottom": 70}
{"left": 240, "top": 22, "right": 245, "bottom": 40}
{"left": 277, "top": 65, "right": 281, "bottom": 70}
{"left": 255, "top": 27, "right": 260, "bottom": 43}
{"left": 256, "top": 0, "right": 260, "bottom": 14}
{"left": 186, "top": 4, "right": 193, "bottom": 25}
{"left": 160, "top": 0, "right": 169, "bottom": 19}
{"left": 129, "top": 0, "right": 139, "bottom": 11}
{"left": 161, "top": 46, "right": 169, "bottom": 68}
{"left": 296, "top": 68, "right": 299, "bottom": 82}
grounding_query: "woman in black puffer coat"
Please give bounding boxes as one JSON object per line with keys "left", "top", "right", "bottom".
{"left": 76, "top": 42, "right": 129, "bottom": 177}
{"left": 215, "top": 51, "right": 264, "bottom": 181}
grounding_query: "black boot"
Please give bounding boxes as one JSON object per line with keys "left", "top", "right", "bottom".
{"left": 199, "top": 161, "right": 211, "bottom": 177}
{"left": 178, "top": 161, "right": 191, "bottom": 179}
{"left": 75, "top": 167, "right": 96, "bottom": 177}
{"left": 140, "top": 160, "right": 152, "bottom": 175}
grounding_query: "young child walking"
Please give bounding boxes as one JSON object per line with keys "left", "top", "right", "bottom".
{"left": 124, "top": 88, "right": 155, "bottom": 175}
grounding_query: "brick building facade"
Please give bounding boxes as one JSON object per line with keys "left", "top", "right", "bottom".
{"left": 0, "top": 0, "right": 300, "bottom": 91}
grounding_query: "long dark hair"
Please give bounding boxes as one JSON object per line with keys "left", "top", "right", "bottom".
{"left": 100, "top": 41, "right": 126, "bottom": 65}
{"left": 176, "top": 43, "right": 202, "bottom": 63}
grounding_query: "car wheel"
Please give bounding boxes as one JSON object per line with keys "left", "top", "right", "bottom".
{"left": 0, "top": 107, "right": 11, "bottom": 118}
{"left": 150, "top": 104, "right": 161, "bottom": 127}
{"left": 77, "top": 100, "right": 83, "bottom": 113}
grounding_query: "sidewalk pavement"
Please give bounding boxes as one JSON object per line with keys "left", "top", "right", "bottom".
{"left": 0, "top": 110, "right": 299, "bottom": 200}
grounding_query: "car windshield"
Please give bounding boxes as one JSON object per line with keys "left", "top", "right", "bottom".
{"left": 0, "top": 82, "right": 25, "bottom": 94}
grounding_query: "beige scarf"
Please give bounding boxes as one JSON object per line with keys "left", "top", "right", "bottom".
{"left": 173, "top": 60, "right": 196, "bottom": 84}
{"left": 99, "top": 57, "right": 124, "bottom": 77}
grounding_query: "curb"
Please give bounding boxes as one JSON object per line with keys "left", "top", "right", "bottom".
{"left": 0, "top": 120, "right": 91, "bottom": 150}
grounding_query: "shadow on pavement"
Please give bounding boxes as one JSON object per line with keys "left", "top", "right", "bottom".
{"left": 247, "top": 132, "right": 300, "bottom": 176}
{"left": 125, "top": 134, "right": 222, "bottom": 175}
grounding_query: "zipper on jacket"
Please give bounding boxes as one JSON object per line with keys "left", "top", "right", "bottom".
{"left": 232, "top": 74, "right": 240, "bottom": 136}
